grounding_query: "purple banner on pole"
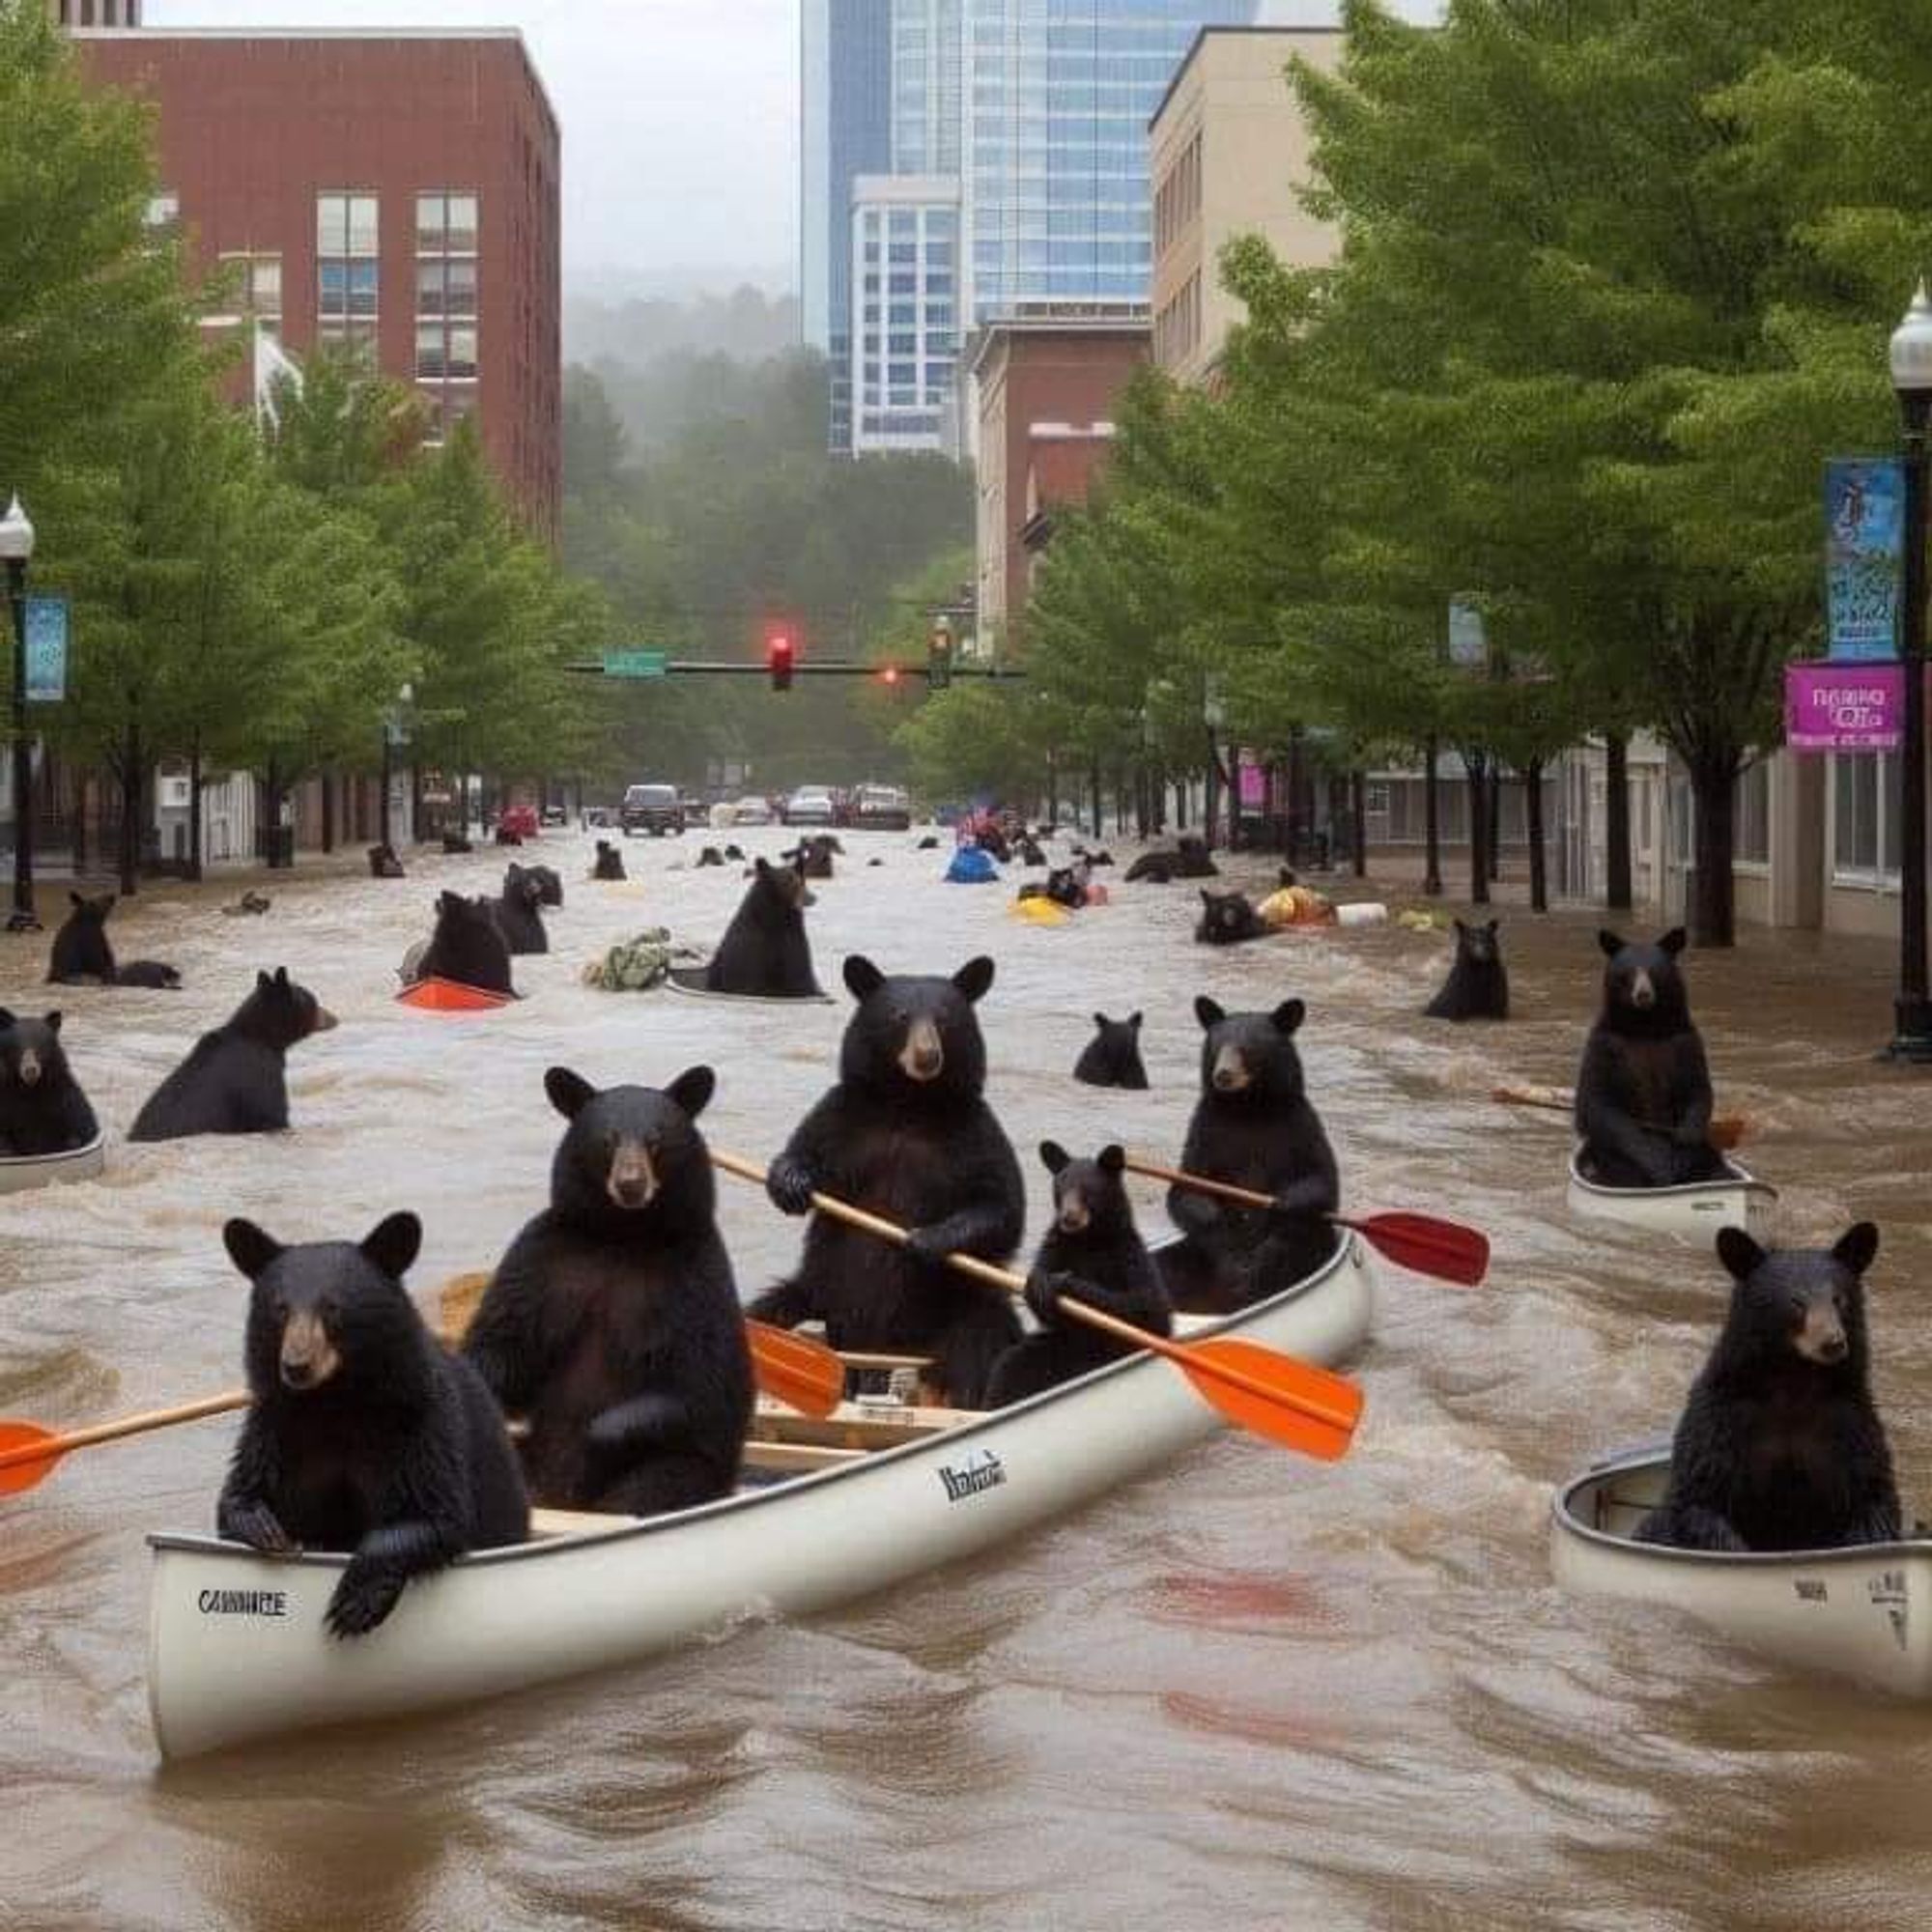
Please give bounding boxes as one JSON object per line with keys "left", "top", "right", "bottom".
{"left": 1237, "top": 762, "right": 1264, "bottom": 809}
{"left": 1783, "top": 662, "right": 1903, "bottom": 753}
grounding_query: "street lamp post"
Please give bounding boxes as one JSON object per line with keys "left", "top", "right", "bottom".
{"left": 0, "top": 494, "right": 39, "bottom": 934}
{"left": 1887, "top": 286, "right": 1932, "bottom": 1061}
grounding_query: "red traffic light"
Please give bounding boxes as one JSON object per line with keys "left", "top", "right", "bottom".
{"left": 766, "top": 627, "right": 795, "bottom": 692}
{"left": 879, "top": 664, "right": 900, "bottom": 687}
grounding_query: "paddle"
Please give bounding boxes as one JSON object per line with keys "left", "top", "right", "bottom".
{"left": 433, "top": 1271, "right": 847, "bottom": 1422}
{"left": 0, "top": 1396, "right": 247, "bottom": 1497}
{"left": 1123, "top": 1157, "right": 1491, "bottom": 1288}
{"left": 708, "top": 1148, "right": 1361, "bottom": 1461}
{"left": 1491, "top": 1084, "right": 1747, "bottom": 1151}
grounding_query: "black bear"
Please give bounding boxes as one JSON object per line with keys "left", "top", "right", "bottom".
{"left": 491, "top": 864, "right": 549, "bottom": 956}
{"left": 441, "top": 833, "right": 474, "bottom": 855}
{"left": 695, "top": 846, "right": 725, "bottom": 868}
{"left": 1158, "top": 996, "right": 1341, "bottom": 1316}
{"left": 414, "top": 891, "right": 515, "bottom": 994}
{"left": 591, "top": 838, "right": 627, "bottom": 881}
{"left": 1195, "top": 889, "right": 1266, "bottom": 946}
{"left": 1574, "top": 928, "right": 1725, "bottom": 1188}
{"left": 0, "top": 1009, "right": 99, "bottom": 1154}
{"left": 128, "top": 968, "right": 338, "bottom": 1142}
{"left": 216, "top": 1210, "right": 529, "bottom": 1637}
{"left": 986, "top": 1143, "right": 1173, "bottom": 1406}
{"left": 493, "top": 825, "right": 524, "bottom": 847}
{"left": 527, "top": 863, "right": 564, "bottom": 910}
{"left": 1072, "top": 1010, "right": 1148, "bottom": 1090}
{"left": 751, "top": 954, "right": 1025, "bottom": 1406}
{"left": 1014, "top": 836, "right": 1046, "bottom": 867}
{"left": 723, "top": 843, "right": 746, "bottom": 861}
{"left": 462, "top": 1065, "right": 753, "bottom": 1516}
{"left": 46, "top": 892, "right": 180, "bottom": 988}
{"left": 1636, "top": 1224, "right": 1899, "bottom": 1553}
{"left": 704, "top": 855, "right": 819, "bottom": 998}
{"left": 367, "top": 842, "right": 406, "bottom": 878}
{"left": 1425, "top": 917, "right": 1509, "bottom": 1021}
{"left": 791, "top": 834, "right": 839, "bottom": 881}
{"left": 916, "top": 835, "right": 940, "bottom": 851}
{"left": 220, "top": 890, "right": 271, "bottom": 918}
{"left": 1016, "top": 866, "right": 1085, "bottom": 911}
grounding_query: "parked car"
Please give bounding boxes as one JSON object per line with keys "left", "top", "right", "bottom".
{"left": 678, "top": 789, "right": 704, "bottom": 819}
{"left": 731, "top": 795, "right": 775, "bottom": 827}
{"left": 497, "top": 803, "right": 540, "bottom": 840}
{"left": 781, "top": 784, "right": 838, "bottom": 828}
{"left": 620, "top": 782, "right": 685, "bottom": 837}
{"left": 851, "top": 782, "right": 912, "bottom": 832}
{"left": 540, "top": 804, "right": 568, "bottom": 826}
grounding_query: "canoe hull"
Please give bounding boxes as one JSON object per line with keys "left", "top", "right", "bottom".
{"left": 148, "top": 1236, "right": 1376, "bottom": 1759}
{"left": 1552, "top": 1449, "right": 1932, "bottom": 1696}
{"left": 395, "top": 978, "right": 516, "bottom": 1012}
{"left": 665, "top": 967, "right": 833, "bottom": 1006}
{"left": 1566, "top": 1151, "right": 1776, "bottom": 1242}
{"left": 0, "top": 1133, "right": 105, "bottom": 1195}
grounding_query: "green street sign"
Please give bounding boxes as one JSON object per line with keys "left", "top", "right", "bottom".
{"left": 603, "top": 649, "right": 668, "bottom": 679}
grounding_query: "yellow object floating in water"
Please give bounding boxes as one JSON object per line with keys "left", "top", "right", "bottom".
{"left": 1010, "top": 895, "right": 1070, "bottom": 924}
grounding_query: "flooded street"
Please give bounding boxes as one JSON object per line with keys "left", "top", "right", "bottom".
{"left": 4, "top": 833, "right": 1931, "bottom": 1932}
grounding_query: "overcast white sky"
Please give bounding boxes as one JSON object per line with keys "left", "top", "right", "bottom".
{"left": 143, "top": 2, "right": 1432, "bottom": 297}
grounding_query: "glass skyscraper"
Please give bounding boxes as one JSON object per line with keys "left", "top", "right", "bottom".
{"left": 802, "top": 0, "right": 894, "bottom": 452}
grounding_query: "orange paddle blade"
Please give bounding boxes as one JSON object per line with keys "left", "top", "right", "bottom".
{"left": 0, "top": 1423, "right": 62, "bottom": 1495}
{"left": 1340, "top": 1211, "right": 1490, "bottom": 1287}
{"left": 1173, "top": 1337, "right": 1362, "bottom": 1460}
{"left": 747, "top": 1320, "right": 845, "bottom": 1419}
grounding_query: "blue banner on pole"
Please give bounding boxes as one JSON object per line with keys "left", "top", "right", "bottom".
{"left": 22, "top": 596, "right": 68, "bottom": 703}
{"left": 1824, "top": 458, "right": 1902, "bottom": 662}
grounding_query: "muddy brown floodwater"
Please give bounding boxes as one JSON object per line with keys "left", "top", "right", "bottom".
{"left": 3, "top": 834, "right": 1930, "bottom": 1931}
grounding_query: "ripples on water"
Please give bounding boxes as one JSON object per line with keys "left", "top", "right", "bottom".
{"left": 3, "top": 837, "right": 1930, "bottom": 1930}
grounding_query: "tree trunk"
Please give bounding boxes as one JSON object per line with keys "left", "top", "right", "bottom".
{"left": 1422, "top": 733, "right": 1443, "bottom": 895}
{"left": 1089, "top": 763, "right": 1101, "bottom": 844}
{"left": 118, "top": 723, "right": 140, "bottom": 898}
{"left": 1488, "top": 765, "right": 1503, "bottom": 882}
{"left": 1690, "top": 756, "right": 1738, "bottom": 948}
{"left": 1525, "top": 756, "right": 1547, "bottom": 913}
{"left": 187, "top": 736, "right": 204, "bottom": 883}
{"left": 1350, "top": 769, "right": 1367, "bottom": 877}
{"left": 320, "top": 771, "right": 335, "bottom": 855}
{"left": 1605, "top": 731, "right": 1634, "bottom": 912}
{"left": 411, "top": 762, "right": 424, "bottom": 845}
{"left": 1046, "top": 752, "right": 1058, "bottom": 830}
{"left": 1465, "top": 756, "right": 1490, "bottom": 905}
{"left": 73, "top": 772, "right": 88, "bottom": 878}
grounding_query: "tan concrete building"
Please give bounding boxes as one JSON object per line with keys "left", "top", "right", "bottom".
{"left": 1150, "top": 26, "right": 1342, "bottom": 384}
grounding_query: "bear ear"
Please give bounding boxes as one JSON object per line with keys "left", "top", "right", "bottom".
{"left": 1038, "top": 1139, "right": 1070, "bottom": 1174}
{"left": 0, "top": 1008, "right": 14, "bottom": 1030}
{"left": 273, "top": 967, "right": 290, "bottom": 988}
{"left": 1659, "top": 927, "right": 1688, "bottom": 957}
{"left": 544, "top": 1065, "right": 598, "bottom": 1119}
{"left": 754, "top": 856, "right": 773, "bottom": 877}
{"left": 43, "top": 1010, "right": 60, "bottom": 1034}
{"left": 1716, "top": 1226, "right": 1766, "bottom": 1283}
{"left": 1598, "top": 928, "right": 1623, "bottom": 958}
{"left": 667, "top": 1065, "right": 716, "bottom": 1120}
{"left": 255, "top": 970, "right": 272, "bottom": 991}
{"left": 1271, "top": 998, "right": 1306, "bottom": 1036}
{"left": 222, "top": 1217, "right": 283, "bottom": 1281}
{"left": 1129, "top": 1011, "right": 1143, "bottom": 1030}
{"left": 360, "top": 1210, "right": 422, "bottom": 1281}
{"left": 1098, "top": 1144, "right": 1125, "bottom": 1174}
{"left": 70, "top": 892, "right": 85, "bottom": 910}
{"left": 1092, "top": 1010, "right": 1109, "bottom": 1030}
{"left": 843, "top": 954, "right": 885, "bottom": 1001}
{"left": 1200, "top": 889, "right": 1214, "bottom": 906}
{"left": 1453, "top": 918, "right": 1469, "bottom": 936}
{"left": 1487, "top": 919, "right": 1500, "bottom": 935}
{"left": 1194, "top": 995, "right": 1224, "bottom": 1030}
{"left": 952, "top": 955, "right": 995, "bottom": 1003}
{"left": 1833, "top": 1222, "right": 1879, "bottom": 1277}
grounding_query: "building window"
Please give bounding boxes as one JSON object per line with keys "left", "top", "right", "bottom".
{"left": 1734, "top": 760, "right": 1771, "bottom": 868}
{"left": 417, "top": 191, "right": 480, "bottom": 402}
{"left": 317, "top": 193, "right": 378, "bottom": 342}
{"left": 417, "top": 192, "right": 479, "bottom": 254}
{"left": 1832, "top": 753, "right": 1903, "bottom": 885}
{"left": 145, "top": 190, "right": 179, "bottom": 232}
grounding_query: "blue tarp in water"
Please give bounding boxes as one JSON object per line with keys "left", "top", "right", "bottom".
{"left": 945, "top": 847, "right": 1000, "bottom": 885}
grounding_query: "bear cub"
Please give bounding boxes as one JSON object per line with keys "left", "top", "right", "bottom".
{"left": 1637, "top": 1224, "right": 1899, "bottom": 1553}
{"left": 591, "top": 838, "right": 627, "bottom": 881}
{"left": 1195, "top": 889, "right": 1265, "bottom": 946}
{"left": 1072, "top": 1010, "right": 1149, "bottom": 1090}
{"left": 1575, "top": 927, "right": 1724, "bottom": 1188}
{"left": 414, "top": 891, "right": 515, "bottom": 994}
{"left": 0, "top": 1009, "right": 99, "bottom": 1154}
{"left": 367, "top": 841, "right": 406, "bottom": 879}
{"left": 462, "top": 1065, "right": 753, "bottom": 1516}
{"left": 751, "top": 953, "right": 1024, "bottom": 1406}
{"left": 987, "top": 1143, "right": 1173, "bottom": 1406}
{"left": 704, "top": 855, "right": 820, "bottom": 998}
{"left": 47, "top": 892, "right": 180, "bottom": 988}
{"left": 491, "top": 864, "right": 550, "bottom": 956}
{"left": 1426, "top": 917, "right": 1509, "bottom": 1021}
{"left": 217, "top": 1210, "right": 529, "bottom": 1637}
{"left": 128, "top": 967, "right": 337, "bottom": 1142}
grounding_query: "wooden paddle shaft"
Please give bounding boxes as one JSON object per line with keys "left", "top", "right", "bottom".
{"left": 1124, "top": 1155, "right": 1274, "bottom": 1213}
{"left": 0, "top": 1390, "right": 246, "bottom": 1472}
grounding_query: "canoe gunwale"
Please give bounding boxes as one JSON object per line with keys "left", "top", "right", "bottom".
{"left": 664, "top": 967, "right": 834, "bottom": 1007}
{"left": 0, "top": 1132, "right": 107, "bottom": 1190}
{"left": 1565, "top": 1150, "right": 1776, "bottom": 1207}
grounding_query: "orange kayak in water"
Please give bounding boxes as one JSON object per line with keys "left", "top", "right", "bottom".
{"left": 396, "top": 978, "right": 516, "bottom": 1012}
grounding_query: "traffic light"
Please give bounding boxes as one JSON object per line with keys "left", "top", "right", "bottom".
{"left": 878, "top": 663, "right": 901, "bottom": 688}
{"left": 926, "top": 625, "right": 952, "bottom": 691}
{"left": 766, "top": 626, "right": 795, "bottom": 692}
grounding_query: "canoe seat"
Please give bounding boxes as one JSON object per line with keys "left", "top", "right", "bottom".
{"left": 529, "top": 1506, "right": 634, "bottom": 1539}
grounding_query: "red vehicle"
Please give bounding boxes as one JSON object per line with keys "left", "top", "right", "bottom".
{"left": 497, "top": 803, "right": 540, "bottom": 840}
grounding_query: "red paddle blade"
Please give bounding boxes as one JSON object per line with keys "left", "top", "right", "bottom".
{"left": 1346, "top": 1211, "right": 1490, "bottom": 1287}
{"left": 0, "top": 1423, "right": 63, "bottom": 1495}
{"left": 747, "top": 1321, "right": 846, "bottom": 1419}
{"left": 1174, "top": 1337, "right": 1362, "bottom": 1461}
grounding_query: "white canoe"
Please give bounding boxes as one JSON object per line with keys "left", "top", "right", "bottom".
{"left": 147, "top": 1235, "right": 1378, "bottom": 1759}
{"left": 665, "top": 967, "right": 834, "bottom": 1006}
{"left": 0, "top": 1133, "right": 105, "bottom": 1195}
{"left": 1566, "top": 1149, "right": 1776, "bottom": 1242}
{"left": 1552, "top": 1447, "right": 1932, "bottom": 1696}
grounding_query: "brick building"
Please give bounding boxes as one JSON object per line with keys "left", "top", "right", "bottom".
{"left": 72, "top": 28, "right": 562, "bottom": 538}
{"left": 970, "top": 314, "right": 1151, "bottom": 650}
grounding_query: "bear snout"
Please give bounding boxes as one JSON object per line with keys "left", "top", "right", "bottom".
{"left": 309, "top": 1006, "right": 341, "bottom": 1035}
{"left": 1211, "top": 1045, "right": 1250, "bottom": 1092}
{"left": 1056, "top": 1193, "right": 1092, "bottom": 1235}
{"left": 1626, "top": 969, "right": 1656, "bottom": 1009}
{"left": 278, "top": 1311, "right": 341, "bottom": 1390}
{"left": 607, "top": 1140, "right": 658, "bottom": 1209}
{"left": 1796, "top": 1303, "right": 1849, "bottom": 1365}
{"left": 898, "top": 1019, "right": 945, "bottom": 1083}
{"left": 15, "top": 1047, "right": 40, "bottom": 1087}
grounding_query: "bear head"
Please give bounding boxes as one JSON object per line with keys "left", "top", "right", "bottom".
{"left": 236, "top": 967, "right": 338, "bottom": 1049}
{"left": 67, "top": 892, "right": 115, "bottom": 927}
{"left": 527, "top": 865, "right": 563, "bottom": 908}
{"left": 1197, "top": 890, "right": 1256, "bottom": 941}
{"left": 1597, "top": 927, "right": 1690, "bottom": 1034}
{"left": 544, "top": 1064, "right": 718, "bottom": 1233}
{"left": 1715, "top": 1223, "right": 1880, "bottom": 1379}
{"left": 1039, "top": 1140, "right": 1135, "bottom": 1242}
{"left": 436, "top": 890, "right": 498, "bottom": 936}
{"left": 0, "top": 1009, "right": 69, "bottom": 1091}
{"left": 225, "top": 1210, "right": 428, "bottom": 1403}
{"left": 1456, "top": 917, "right": 1501, "bottom": 966}
{"left": 1044, "top": 867, "right": 1083, "bottom": 908}
{"left": 753, "top": 853, "right": 814, "bottom": 912}
{"left": 839, "top": 954, "right": 994, "bottom": 1101}
{"left": 502, "top": 864, "right": 546, "bottom": 913}
{"left": 1087, "top": 1009, "right": 1143, "bottom": 1065}
{"left": 1194, "top": 995, "right": 1306, "bottom": 1104}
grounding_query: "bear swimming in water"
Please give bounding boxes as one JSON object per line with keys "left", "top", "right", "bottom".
{"left": 704, "top": 855, "right": 819, "bottom": 997}
{"left": 1425, "top": 918, "right": 1509, "bottom": 1021}
{"left": 46, "top": 892, "right": 180, "bottom": 988}
{"left": 1072, "top": 1010, "right": 1148, "bottom": 1090}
